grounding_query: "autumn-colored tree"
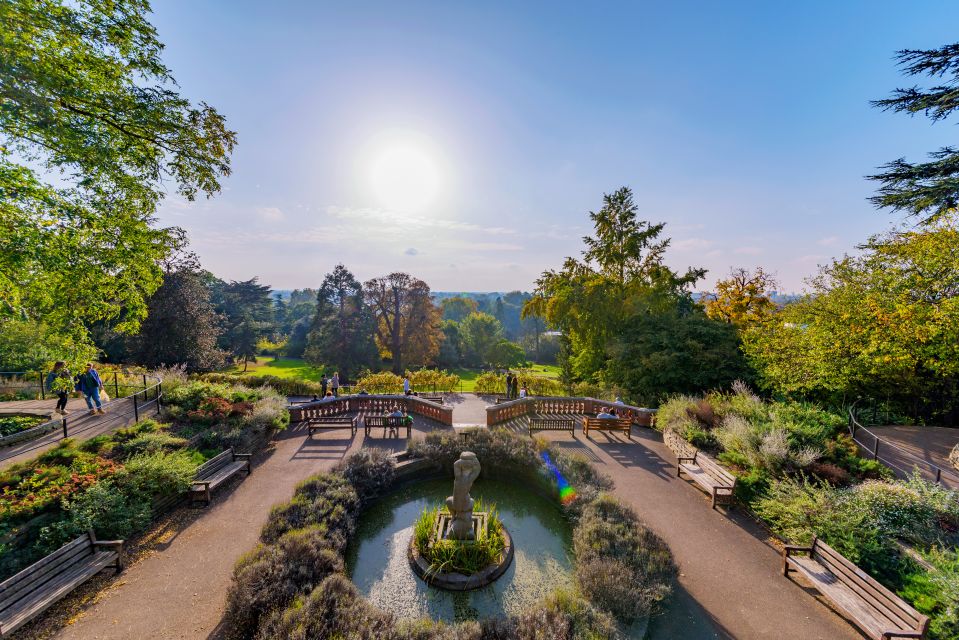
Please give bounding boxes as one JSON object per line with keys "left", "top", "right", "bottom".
{"left": 364, "top": 273, "right": 441, "bottom": 373}
{"left": 704, "top": 267, "right": 779, "bottom": 324}
{"left": 440, "top": 296, "right": 478, "bottom": 322}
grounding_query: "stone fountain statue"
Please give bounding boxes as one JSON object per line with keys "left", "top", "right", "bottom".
{"left": 445, "top": 451, "right": 481, "bottom": 540}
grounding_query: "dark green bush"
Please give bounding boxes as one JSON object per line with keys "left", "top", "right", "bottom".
{"left": 37, "top": 480, "right": 151, "bottom": 552}
{"left": 111, "top": 432, "right": 188, "bottom": 460}
{"left": 114, "top": 451, "right": 198, "bottom": 500}
{"left": 260, "top": 474, "right": 359, "bottom": 546}
{"left": 224, "top": 525, "right": 345, "bottom": 639}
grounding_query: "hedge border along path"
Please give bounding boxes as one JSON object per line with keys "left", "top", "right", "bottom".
{"left": 221, "top": 429, "right": 676, "bottom": 640}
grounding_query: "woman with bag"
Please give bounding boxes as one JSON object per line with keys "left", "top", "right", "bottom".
{"left": 75, "top": 363, "right": 105, "bottom": 416}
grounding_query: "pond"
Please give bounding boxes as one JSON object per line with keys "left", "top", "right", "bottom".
{"left": 346, "top": 477, "right": 574, "bottom": 623}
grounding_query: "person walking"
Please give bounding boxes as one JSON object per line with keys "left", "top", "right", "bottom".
{"left": 403, "top": 375, "right": 411, "bottom": 395}
{"left": 75, "top": 363, "right": 105, "bottom": 416}
{"left": 331, "top": 372, "right": 340, "bottom": 397}
{"left": 46, "top": 361, "right": 71, "bottom": 415}
{"left": 320, "top": 374, "right": 328, "bottom": 398}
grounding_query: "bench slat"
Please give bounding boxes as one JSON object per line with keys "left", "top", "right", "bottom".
{"left": 789, "top": 555, "right": 920, "bottom": 639}
{"left": 193, "top": 461, "right": 248, "bottom": 491}
{"left": 0, "top": 538, "right": 94, "bottom": 609}
{"left": 0, "top": 552, "right": 115, "bottom": 635}
{"left": 812, "top": 542, "right": 924, "bottom": 630}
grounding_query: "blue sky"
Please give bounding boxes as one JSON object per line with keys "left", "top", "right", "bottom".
{"left": 152, "top": 1, "right": 959, "bottom": 292}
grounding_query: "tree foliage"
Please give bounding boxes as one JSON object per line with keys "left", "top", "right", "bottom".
{"left": 869, "top": 43, "right": 959, "bottom": 224}
{"left": 304, "top": 265, "right": 377, "bottom": 381}
{"left": 364, "top": 272, "right": 441, "bottom": 373}
{"left": 524, "top": 187, "right": 707, "bottom": 389}
{"left": 133, "top": 269, "right": 225, "bottom": 372}
{"left": 704, "top": 267, "right": 778, "bottom": 325}
{"left": 459, "top": 312, "right": 503, "bottom": 366}
{"left": 743, "top": 222, "right": 959, "bottom": 419}
{"left": 440, "top": 296, "right": 478, "bottom": 322}
{"left": 0, "top": 0, "right": 236, "bottom": 338}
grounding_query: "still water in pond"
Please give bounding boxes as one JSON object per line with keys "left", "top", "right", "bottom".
{"left": 346, "top": 478, "right": 573, "bottom": 622}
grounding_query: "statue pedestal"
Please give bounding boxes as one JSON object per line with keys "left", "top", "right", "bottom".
{"left": 408, "top": 516, "right": 514, "bottom": 591}
{"left": 435, "top": 511, "right": 488, "bottom": 542}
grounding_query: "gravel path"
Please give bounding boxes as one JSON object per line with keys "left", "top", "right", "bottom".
{"left": 48, "top": 412, "right": 862, "bottom": 640}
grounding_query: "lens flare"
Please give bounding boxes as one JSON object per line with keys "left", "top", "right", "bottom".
{"left": 541, "top": 451, "right": 577, "bottom": 504}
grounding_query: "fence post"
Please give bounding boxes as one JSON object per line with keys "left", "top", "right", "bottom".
{"left": 62, "top": 416, "right": 68, "bottom": 439}
{"left": 936, "top": 468, "right": 942, "bottom": 485}
{"left": 38, "top": 372, "right": 45, "bottom": 400}
{"left": 133, "top": 392, "right": 139, "bottom": 422}
{"left": 114, "top": 371, "right": 119, "bottom": 399}
{"left": 142, "top": 373, "right": 147, "bottom": 393}
{"left": 873, "top": 438, "right": 880, "bottom": 461}
{"left": 156, "top": 382, "right": 162, "bottom": 415}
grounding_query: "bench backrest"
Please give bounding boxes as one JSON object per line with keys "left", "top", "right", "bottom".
{"left": 811, "top": 538, "right": 927, "bottom": 633}
{"left": 694, "top": 453, "right": 736, "bottom": 487}
{"left": 584, "top": 417, "right": 631, "bottom": 429}
{"left": 195, "top": 448, "right": 234, "bottom": 480}
{"left": 0, "top": 534, "right": 94, "bottom": 618}
{"left": 367, "top": 415, "right": 405, "bottom": 426}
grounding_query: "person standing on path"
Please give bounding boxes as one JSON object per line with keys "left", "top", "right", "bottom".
{"left": 403, "top": 375, "right": 411, "bottom": 395}
{"left": 75, "top": 363, "right": 105, "bottom": 416}
{"left": 505, "top": 372, "right": 513, "bottom": 399}
{"left": 331, "top": 372, "right": 340, "bottom": 397}
{"left": 511, "top": 375, "right": 519, "bottom": 400}
{"left": 46, "top": 361, "right": 71, "bottom": 415}
{"left": 320, "top": 375, "right": 328, "bottom": 398}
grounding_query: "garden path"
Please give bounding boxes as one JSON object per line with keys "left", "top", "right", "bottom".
{"left": 446, "top": 392, "right": 492, "bottom": 426}
{"left": 868, "top": 425, "right": 959, "bottom": 488}
{"left": 0, "top": 396, "right": 140, "bottom": 469}
{"left": 46, "top": 418, "right": 862, "bottom": 640}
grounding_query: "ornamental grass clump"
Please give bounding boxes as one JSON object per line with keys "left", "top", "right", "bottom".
{"left": 413, "top": 500, "right": 506, "bottom": 576}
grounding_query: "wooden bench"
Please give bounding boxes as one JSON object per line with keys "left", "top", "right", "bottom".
{"left": 784, "top": 537, "right": 929, "bottom": 640}
{"left": 0, "top": 531, "right": 123, "bottom": 637}
{"left": 529, "top": 415, "right": 576, "bottom": 437}
{"left": 365, "top": 415, "right": 411, "bottom": 438}
{"left": 191, "top": 448, "right": 251, "bottom": 505}
{"left": 306, "top": 416, "right": 357, "bottom": 437}
{"left": 676, "top": 450, "right": 736, "bottom": 508}
{"left": 582, "top": 416, "right": 632, "bottom": 439}
{"left": 420, "top": 395, "right": 444, "bottom": 404}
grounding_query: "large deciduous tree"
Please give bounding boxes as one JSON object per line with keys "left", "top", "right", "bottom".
{"left": 364, "top": 273, "right": 441, "bottom": 373}
{"left": 0, "top": 0, "right": 236, "bottom": 340}
{"left": 440, "top": 296, "right": 478, "bottom": 322}
{"left": 869, "top": 44, "right": 959, "bottom": 224}
{"left": 304, "top": 265, "right": 377, "bottom": 381}
{"left": 209, "top": 278, "right": 274, "bottom": 369}
{"left": 459, "top": 312, "right": 504, "bottom": 366}
{"left": 743, "top": 222, "right": 959, "bottom": 420}
{"left": 133, "top": 269, "right": 225, "bottom": 372}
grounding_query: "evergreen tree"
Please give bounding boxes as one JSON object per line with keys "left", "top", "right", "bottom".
{"left": 870, "top": 44, "right": 959, "bottom": 224}
{"left": 304, "top": 265, "right": 377, "bottom": 381}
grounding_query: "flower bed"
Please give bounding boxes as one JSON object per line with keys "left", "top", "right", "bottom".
{"left": 0, "top": 415, "right": 46, "bottom": 438}
{"left": 0, "top": 374, "right": 288, "bottom": 582}
{"left": 224, "top": 430, "right": 675, "bottom": 639}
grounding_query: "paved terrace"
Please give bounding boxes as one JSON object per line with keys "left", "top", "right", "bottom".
{"left": 12, "top": 394, "right": 863, "bottom": 640}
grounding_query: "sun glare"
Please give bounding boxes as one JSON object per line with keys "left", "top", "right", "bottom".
{"left": 368, "top": 138, "right": 441, "bottom": 212}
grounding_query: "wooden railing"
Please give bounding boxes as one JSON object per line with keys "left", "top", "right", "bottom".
{"left": 486, "top": 396, "right": 654, "bottom": 427}
{"left": 288, "top": 395, "right": 453, "bottom": 426}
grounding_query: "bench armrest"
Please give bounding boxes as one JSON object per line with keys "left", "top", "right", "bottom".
{"left": 884, "top": 633, "right": 926, "bottom": 639}
{"left": 93, "top": 539, "right": 124, "bottom": 550}
{"left": 676, "top": 455, "right": 696, "bottom": 463}
{"left": 192, "top": 480, "right": 212, "bottom": 488}
{"left": 783, "top": 544, "right": 812, "bottom": 557}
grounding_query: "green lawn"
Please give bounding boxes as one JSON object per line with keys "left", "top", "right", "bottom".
{"left": 226, "top": 359, "right": 560, "bottom": 392}
{"left": 225, "top": 357, "right": 325, "bottom": 382}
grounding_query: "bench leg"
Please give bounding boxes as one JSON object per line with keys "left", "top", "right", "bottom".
{"left": 677, "top": 465, "right": 683, "bottom": 478}
{"left": 205, "top": 486, "right": 211, "bottom": 505}
{"left": 783, "top": 555, "right": 790, "bottom": 576}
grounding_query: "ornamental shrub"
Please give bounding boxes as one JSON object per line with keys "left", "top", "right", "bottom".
{"left": 37, "top": 480, "right": 152, "bottom": 552}
{"left": 260, "top": 474, "right": 359, "bottom": 546}
{"left": 224, "top": 525, "right": 345, "bottom": 639}
{"left": 333, "top": 448, "right": 395, "bottom": 504}
{"left": 354, "top": 371, "right": 403, "bottom": 394}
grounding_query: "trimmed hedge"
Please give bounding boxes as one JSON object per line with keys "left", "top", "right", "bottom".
{"left": 224, "top": 431, "right": 675, "bottom": 639}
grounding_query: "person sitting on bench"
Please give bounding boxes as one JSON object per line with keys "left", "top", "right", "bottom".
{"left": 596, "top": 408, "right": 617, "bottom": 419}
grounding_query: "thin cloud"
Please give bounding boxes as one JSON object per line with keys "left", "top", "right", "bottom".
{"left": 405, "top": 247, "right": 419, "bottom": 256}
{"left": 817, "top": 235, "right": 839, "bottom": 246}
{"left": 672, "top": 237, "right": 714, "bottom": 251}
{"left": 327, "top": 206, "right": 517, "bottom": 236}
{"left": 257, "top": 206, "right": 284, "bottom": 221}
{"left": 734, "top": 246, "right": 763, "bottom": 255}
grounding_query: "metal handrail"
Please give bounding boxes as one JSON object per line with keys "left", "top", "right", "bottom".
{"left": 0, "top": 373, "right": 163, "bottom": 460}
{"left": 848, "top": 402, "right": 959, "bottom": 486}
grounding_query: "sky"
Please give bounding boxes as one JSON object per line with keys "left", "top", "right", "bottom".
{"left": 150, "top": 1, "right": 959, "bottom": 293}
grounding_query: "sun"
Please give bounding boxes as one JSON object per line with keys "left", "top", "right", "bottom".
{"left": 368, "top": 138, "right": 441, "bottom": 212}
